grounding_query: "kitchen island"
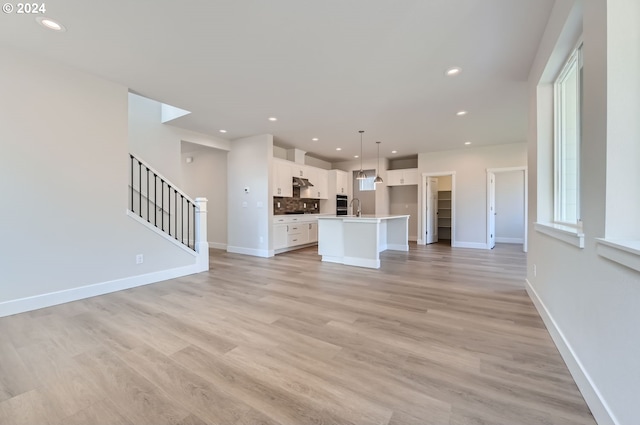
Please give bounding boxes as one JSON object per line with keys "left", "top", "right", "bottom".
{"left": 317, "top": 215, "right": 409, "bottom": 269}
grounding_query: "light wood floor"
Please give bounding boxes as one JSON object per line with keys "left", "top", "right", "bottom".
{"left": 0, "top": 243, "right": 596, "bottom": 425}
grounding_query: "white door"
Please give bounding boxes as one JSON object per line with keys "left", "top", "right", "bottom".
{"left": 488, "top": 172, "right": 496, "bottom": 249}
{"left": 426, "top": 177, "right": 439, "bottom": 244}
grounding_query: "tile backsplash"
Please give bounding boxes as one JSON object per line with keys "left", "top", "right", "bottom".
{"left": 274, "top": 187, "right": 320, "bottom": 214}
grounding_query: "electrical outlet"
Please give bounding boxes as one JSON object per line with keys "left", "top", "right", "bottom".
{"left": 136, "top": 254, "right": 143, "bottom": 264}
{"left": 259, "top": 236, "right": 264, "bottom": 243}
{"left": 242, "top": 201, "right": 247, "bottom": 208}
{"left": 277, "top": 202, "right": 281, "bottom": 208}
{"left": 303, "top": 203, "right": 307, "bottom": 208}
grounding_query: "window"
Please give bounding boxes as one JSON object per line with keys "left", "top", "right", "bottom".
{"left": 553, "top": 44, "right": 582, "bottom": 226}
{"left": 358, "top": 170, "right": 376, "bottom": 191}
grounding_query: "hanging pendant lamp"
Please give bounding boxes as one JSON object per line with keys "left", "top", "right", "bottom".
{"left": 374, "top": 141, "right": 383, "bottom": 184}
{"left": 356, "top": 130, "right": 367, "bottom": 180}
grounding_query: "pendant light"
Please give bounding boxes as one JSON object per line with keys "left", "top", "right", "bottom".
{"left": 356, "top": 130, "right": 367, "bottom": 180}
{"left": 374, "top": 141, "right": 383, "bottom": 184}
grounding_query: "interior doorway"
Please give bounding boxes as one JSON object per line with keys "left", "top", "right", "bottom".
{"left": 421, "top": 172, "right": 455, "bottom": 246}
{"left": 486, "top": 167, "right": 528, "bottom": 252}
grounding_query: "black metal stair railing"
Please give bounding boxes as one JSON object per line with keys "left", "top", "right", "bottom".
{"left": 129, "top": 154, "right": 196, "bottom": 251}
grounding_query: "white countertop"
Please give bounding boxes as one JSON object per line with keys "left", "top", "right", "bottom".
{"left": 317, "top": 214, "right": 410, "bottom": 221}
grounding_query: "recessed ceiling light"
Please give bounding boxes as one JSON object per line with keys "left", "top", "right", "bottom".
{"left": 456, "top": 110, "right": 468, "bottom": 116}
{"left": 336, "top": 148, "right": 342, "bottom": 151}
{"left": 268, "top": 117, "right": 277, "bottom": 122}
{"left": 354, "top": 155, "right": 359, "bottom": 158}
{"left": 312, "top": 138, "right": 319, "bottom": 141}
{"left": 391, "top": 150, "right": 398, "bottom": 154}
{"left": 36, "top": 17, "right": 66, "bottom": 32}
{"left": 446, "top": 67, "right": 462, "bottom": 76}
{"left": 219, "top": 129, "right": 227, "bottom": 133}
{"left": 465, "top": 141, "right": 472, "bottom": 145}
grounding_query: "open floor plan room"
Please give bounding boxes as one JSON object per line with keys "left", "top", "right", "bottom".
{"left": 0, "top": 244, "right": 595, "bottom": 425}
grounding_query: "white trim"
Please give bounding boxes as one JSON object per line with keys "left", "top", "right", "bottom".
{"left": 387, "top": 243, "right": 409, "bottom": 251}
{"left": 596, "top": 239, "right": 640, "bottom": 273}
{"left": 343, "top": 256, "right": 380, "bottom": 269}
{"left": 486, "top": 167, "right": 528, "bottom": 252}
{"left": 208, "top": 241, "right": 227, "bottom": 250}
{"left": 0, "top": 263, "right": 206, "bottom": 318}
{"left": 535, "top": 222, "right": 584, "bottom": 248}
{"left": 127, "top": 210, "right": 197, "bottom": 256}
{"left": 421, "top": 171, "right": 456, "bottom": 247}
{"left": 525, "top": 279, "right": 618, "bottom": 425}
{"left": 453, "top": 241, "right": 487, "bottom": 249}
{"left": 496, "top": 237, "right": 525, "bottom": 244}
{"left": 226, "top": 246, "right": 271, "bottom": 258}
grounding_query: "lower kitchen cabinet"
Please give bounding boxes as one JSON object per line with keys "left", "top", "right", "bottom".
{"left": 273, "top": 224, "right": 288, "bottom": 249}
{"left": 272, "top": 216, "right": 319, "bottom": 252}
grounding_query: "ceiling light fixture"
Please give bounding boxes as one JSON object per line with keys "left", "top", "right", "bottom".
{"left": 219, "top": 129, "right": 227, "bottom": 133}
{"left": 446, "top": 67, "right": 462, "bottom": 76}
{"left": 354, "top": 155, "right": 359, "bottom": 158}
{"left": 374, "top": 141, "right": 383, "bottom": 184}
{"left": 268, "top": 117, "right": 277, "bottom": 121}
{"left": 36, "top": 17, "right": 66, "bottom": 32}
{"left": 312, "top": 138, "right": 319, "bottom": 141}
{"left": 356, "top": 131, "right": 366, "bottom": 180}
{"left": 391, "top": 150, "right": 398, "bottom": 154}
{"left": 336, "top": 148, "right": 342, "bottom": 151}
{"left": 465, "top": 141, "right": 472, "bottom": 145}
{"left": 456, "top": 110, "right": 468, "bottom": 116}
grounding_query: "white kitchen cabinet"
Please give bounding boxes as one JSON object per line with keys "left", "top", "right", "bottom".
{"left": 301, "top": 168, "right": 329, "bottom": 199}
{"left": 332, "top": 170, "right": 350, "bottom": 195}
{"left": 273, "top": 224, "right": 288, "bottom": 249}
{"left": 387, "top": 168, "right": 419, "bottom": 186}
{"left": 273, "top": 160, "right": 293, "bottom": 197}
{"left": 272, "top": 215, "right": 318, "bottom": 252}
{"left": 307, "top": 222, "right": 318, "bottom": 243}
{"left": 291, "top": 164, "right": 308, "bottom": 179}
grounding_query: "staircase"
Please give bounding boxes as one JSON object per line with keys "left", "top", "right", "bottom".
{"left": 128, "top": 153, "right": 206, "bottom": 254}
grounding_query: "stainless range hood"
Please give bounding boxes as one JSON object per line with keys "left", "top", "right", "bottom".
{"left": 292, "top": 177, "right": 314, "bottom": 187}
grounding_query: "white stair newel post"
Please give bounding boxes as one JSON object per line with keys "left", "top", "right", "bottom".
{"left": 195, "top": 197, "right": 209, "bottom": 272}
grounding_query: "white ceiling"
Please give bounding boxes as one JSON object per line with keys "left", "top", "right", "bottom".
{"left": 0, "top": 0, "right": 554, "bottom": 162}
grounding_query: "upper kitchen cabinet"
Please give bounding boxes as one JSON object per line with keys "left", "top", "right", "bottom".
{"left": 291, "top": 164, "right": 309, "bottom": 179}
{"left": 302, "top": 168, "right": 329, "bottom": 199}
{"left": 272, "top": 159, "right": 293, "bottom": 197}
{"left": 387, "top": 168, "right": 419, "bottom": 186}
{"left": 331, "top": 170, "right": 350, "bottom": 195}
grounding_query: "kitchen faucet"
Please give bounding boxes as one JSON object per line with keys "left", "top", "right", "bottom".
{"left": 350, "top": 198, "right": 361, "bottom": 217}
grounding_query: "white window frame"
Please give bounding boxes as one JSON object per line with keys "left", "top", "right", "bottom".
{"left": 553, "top": 42, "right": 583, "bottom": 228}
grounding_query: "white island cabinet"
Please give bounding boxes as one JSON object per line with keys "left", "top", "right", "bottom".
{"left": 317, "top": 215, "right": 409, "bottom": 269}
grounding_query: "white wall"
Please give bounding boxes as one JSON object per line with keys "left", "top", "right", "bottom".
{"left": 418, "top": 143, "right": 526, "bottom": 248}
{"left": 128, "top": 93, "right": 230, "bottom": 250}
{"left": 227, "top": 134, "right": 273, "bottom": 257}
{"left": 389, "top": 186, "right": 419, "bottom": 240}
{"left": 527, "top": 1, "right": 640, "bottom": 424}
{"left": 0, "top": 48, "right": 199, "bottom": 315}
{"left": 495, "top": 171, "right": 525, "bottom": 243}
{"left": 333, "top": 158, "right": 390, "bottom": 216}
{"left": 181, "top": 142, "right": 228, "bottom": 249}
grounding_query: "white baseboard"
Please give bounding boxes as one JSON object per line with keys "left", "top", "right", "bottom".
{"left": 209, "top": 241, "right": 227, "bottom": 250}
{"left": 496, "top": 237, "right": 525, "bottom": 244}
{"left": 525, "top": 279, "right": 618, "bottom": 425}
{"left": 387, "top": 243, "right": 409, "bottom": 251}
{"left": 452, "top": 241, "right": 487, "bottom": 249}
{"left": 226, "top": 246, "right": 271, "bottom": 258}
{"left": 0, "top": 263, "right": 206, "bottom": 318}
